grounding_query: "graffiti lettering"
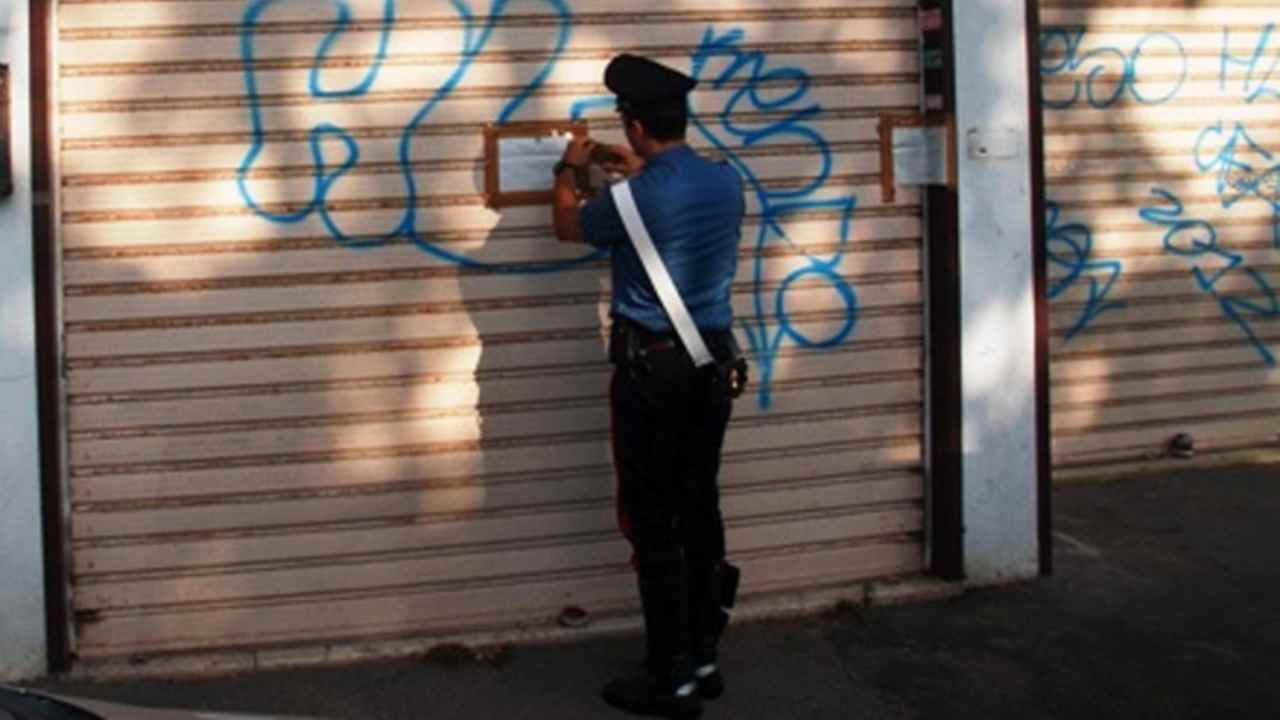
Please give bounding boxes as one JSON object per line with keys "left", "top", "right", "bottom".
{"left": 237, "top": 6, "right": 860, "bottom": 409}
{"left": 1194, "top": 120, "right": 1280, "bottom": 248}
{"left": 1140, "top": 188, "right": 1279, "bottom": 366}
{"left": 1040, "top": 27, "right": 1187, "bottom": 110}
{"left": 1045, "top": 201, "right": 1125, "bottom": 339}
{"left": 1220, "top": 23, "right": 1280, "bottom": 103}
{"left": 689, "top": 27, "right": 859, "bottom": 408}
{"left": 238, "top": 0, "right": 604, "bottom": 271}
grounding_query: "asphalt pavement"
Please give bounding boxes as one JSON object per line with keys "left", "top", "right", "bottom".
{"left": 37, "top": 462, "right": 1280, "bottom": 719}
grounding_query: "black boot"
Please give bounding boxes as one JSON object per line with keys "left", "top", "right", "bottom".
{"left": 687, "top": 561, "right": 739, "bottom": 700}
{"left": 692, "top": 659, "right": 724, "bottom": 701}
{"left": 606, "top": 556, "right": 701, "bottom": 718}
{"left": 602, "top": 665, "right": 702, "bottom": 719}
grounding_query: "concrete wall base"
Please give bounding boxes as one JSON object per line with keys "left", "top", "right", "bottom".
{"left": 60, "top": 575, "right": 961, "bottom": 682}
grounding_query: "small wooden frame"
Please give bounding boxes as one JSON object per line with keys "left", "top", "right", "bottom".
{"left": 483, "top": 121, "right": 588, "bottom": 208}
{"left": 877, "top": 112, "right": 956, "bottom": 203}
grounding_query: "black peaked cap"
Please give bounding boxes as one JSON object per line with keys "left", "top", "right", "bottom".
{"left": 604, "top": 54, "right": 697, "bottom": 112}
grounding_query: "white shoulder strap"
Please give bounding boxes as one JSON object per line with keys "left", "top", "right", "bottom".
{"left": 610, "top": 180, "right": 715, "bottom": 368}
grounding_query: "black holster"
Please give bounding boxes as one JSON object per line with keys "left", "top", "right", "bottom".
{"left": 705, "top": 352, "right": 749, "bottom": 401}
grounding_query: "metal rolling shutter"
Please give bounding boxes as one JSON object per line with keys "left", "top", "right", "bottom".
{"left": 56, "top": 0, "right": 926, "bottom": 661}
{"left": 1040, "top": 1, "right": 1280, "bottom": 476}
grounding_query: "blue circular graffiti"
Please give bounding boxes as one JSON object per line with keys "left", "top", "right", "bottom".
{"left": 238, "top": 0, "right": 604, "bottom": 273}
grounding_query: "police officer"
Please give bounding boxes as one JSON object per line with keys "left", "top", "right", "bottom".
{"left": 551, "top": 54, "right": 744, "bottom": 719}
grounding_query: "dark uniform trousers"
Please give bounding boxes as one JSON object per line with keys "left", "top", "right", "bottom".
{"left": 610, "top": 320, "right": 735, "bottom": 680}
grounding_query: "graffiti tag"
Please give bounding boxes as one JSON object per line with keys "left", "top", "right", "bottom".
{"left": 1140, "top": 188, "right": 1279, "bottom": 366}
{"left": 1040, "top": 27, "right": 1187, "bottom": 110}
{"left": 1045, "top": 201, "right": 1126, "bottom": 339}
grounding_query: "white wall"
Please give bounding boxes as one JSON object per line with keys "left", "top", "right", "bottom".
{"left": 0, "top": 0, "right": 48, "bottom": 681}
{"left": 953, "top": 1, "right": 1041, "bottom": 584}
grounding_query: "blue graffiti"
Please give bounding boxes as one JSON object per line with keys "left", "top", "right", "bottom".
{"left": 1195, "top": 120, "right": 1280, "bottom": 248}
{"left": 569, "top": 95, "right": 615, "bottom": 121}
{"left": 1040, "top": 27, "right": 1187, "bottom": 109}
{"left": 1221, "top": 23, "right": 1280, "bottom": 103}
{"left": 1045, "top": 201, "right": 1125, "bottom": 339}
{"left": 1140, "top": 188, "right": 1279, "bottom": 366}
{"left": 237, "top": 0, "right": 604, "bottom": 271}
{"left": 688, "top": 27, "right": 859, "bottom": 409}
{"left": 238, "top": 6, "right": 862, "bottom": 408}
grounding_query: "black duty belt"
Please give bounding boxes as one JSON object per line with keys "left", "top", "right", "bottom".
{"left": 610, "top": 317, "right": 734, "bottom": 364}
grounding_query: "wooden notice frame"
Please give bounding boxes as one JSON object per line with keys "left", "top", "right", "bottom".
{"left": 877, "top": 112, "right": 956, "bottom": 203}
{"left": 484, "top": 120, "right": 589, "bottom": 209}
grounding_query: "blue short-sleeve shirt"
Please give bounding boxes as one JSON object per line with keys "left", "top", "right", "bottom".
{"left": 578, "top": 145, "right": 744, "bottom": 332}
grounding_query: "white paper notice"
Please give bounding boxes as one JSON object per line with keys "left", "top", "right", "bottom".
{"left": 892, "top": 126, "right": 948, "bottom": 186}
{"left": 499, "top": 134, "right": 572, "bottom": 193}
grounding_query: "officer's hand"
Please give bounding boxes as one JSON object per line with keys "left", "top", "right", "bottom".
{"left": 593, "top": 143, "right": 646, "bottom": 177}
{"left": 562, "top": 136, "right": 593, "bottom": 168}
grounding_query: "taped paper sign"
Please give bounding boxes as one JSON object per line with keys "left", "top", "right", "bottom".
{"left": 877, "top": 113, "right": 954, "bottom": 202}
{"left": 484, "top": 121, "right": 586, "bottom": 208}
{"left": 893, "top": 125, "right": 949, "bottom": 186}
{"left": 498, "top": 133, "right": 571, "bottom": 194}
